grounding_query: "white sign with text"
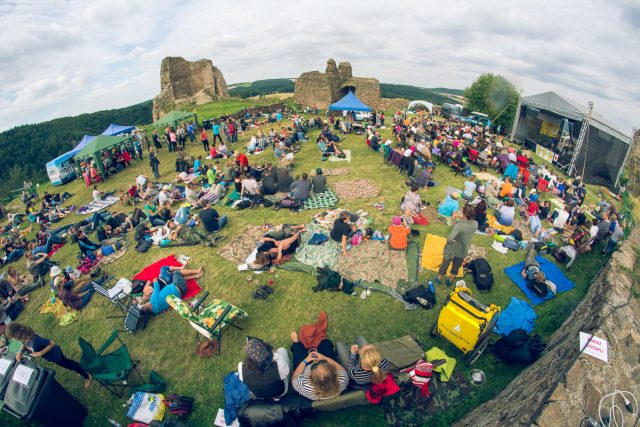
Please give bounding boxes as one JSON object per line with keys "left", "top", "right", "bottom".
{"left": 579, "top": 332, "right": 609, "bottom": 363}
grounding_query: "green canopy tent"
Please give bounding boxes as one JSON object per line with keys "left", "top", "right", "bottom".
{"left": 153, "top": 110, "right": 198, "bottom": 128}
{"left": 74, "top": 135, "right": 130, "bottom": 179}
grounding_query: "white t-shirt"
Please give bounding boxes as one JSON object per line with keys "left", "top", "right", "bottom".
{"left": 158, "top": 191, "right": 169, "bottom": 206}
{"left": 92, "top": 190, "right": 102, "bottom": 202}
{"left": 136, "top": 175, "right": 147, "bottom": 188}
{"left": 553, "top": 210, "right": 570, "bottom": 229}
{"left": 589, "top": 225, "right": 599, "bottom": 238}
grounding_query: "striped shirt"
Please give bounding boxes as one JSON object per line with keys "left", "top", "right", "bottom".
{"left": 348, "top": 354, "right": 390, "bottom": 385}
{"left": 292, "top": 365, "right": 348, "bottom": 400}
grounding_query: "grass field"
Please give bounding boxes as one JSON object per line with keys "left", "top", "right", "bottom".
{"left": 0, "top": 101, "right": 611, "bottom": 426}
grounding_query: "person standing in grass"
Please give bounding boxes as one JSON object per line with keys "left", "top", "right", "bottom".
{"left": 200, "top": 128, "right": 210, "bottom": 152}
{"left": 212, "top": 121, "right": 222, "bottom": 145}
{"left": 436, "top": 204, "right": 477, "bottom": 286}
{"left": 6, "top": 323, "right": 92, "bottom": 389}
{"left": 149, "top": 149, "right": 160, "bottom": 179}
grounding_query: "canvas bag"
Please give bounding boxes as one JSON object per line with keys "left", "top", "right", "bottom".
{"left": 468, "top": 258, "right": 494, "bottom": 291}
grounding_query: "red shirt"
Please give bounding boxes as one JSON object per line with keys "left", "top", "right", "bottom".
{"left": 210, "top": 146, "right": 217, "bottom": 158}
{"left": 527, "top": 201, "right": 539, "bottom": 216}
{"left": 201, "top": 130, "right": 208, "bottom": 141}
{"left": 237, "top": 153, "right": 249, "bottom": 168}
{"left": 123, "top": 151, "right": 131, "bottom": 162}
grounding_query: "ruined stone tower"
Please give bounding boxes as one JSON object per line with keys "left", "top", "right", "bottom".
{"left": 294, "top": 59, "right": 381, "bottom": 110}
{"left": 152, "top": 56, "right": 229, "bottom": 120}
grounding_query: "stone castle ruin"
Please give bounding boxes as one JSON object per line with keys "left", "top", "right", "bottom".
{"left": 294, "top": 59, "right": 381, "bottom": 110}
{"left": 152, "top": 56, "right": 229, "bottom": 120}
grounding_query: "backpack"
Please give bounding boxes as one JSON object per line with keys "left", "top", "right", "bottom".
{"left": 134, "top": 223, "right": 149, "bottom": 242}
{"left": 162, "top": 395, "right": 194, "bottom": 417}
{"left": 526, "top": 277, "right": 550, "bottom": 297}
{"left": 468, "top": 258, "right": 494, "bottom": 291}
{"left": 351, "top": 230, "right": 364, "bottom": 246}
{"left": 232, "top": 199, "right": 252, "bottom": 210}
{"left": 403, "top": 284, "right": 436, "bottom": 309}
{"left": 502, "top": 237, "right": 519, "bottom": 251}
{"left": 277, "top": 197, "right": 300, "bottom": 210}
{"left": 493, "top": 329, "right": 546, "bottom": 364}
{"left": 135, "top": 239, "right": 152, "bottom": 253}
{"left": 552, "top": 248, "right": 568, "bottom": 263}
{"left": 510, "top": 229, "right": 523, "bottom": 242}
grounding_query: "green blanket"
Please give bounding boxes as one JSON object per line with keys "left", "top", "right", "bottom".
{"left": 405, "top": 241, "right": 420, "bottom": 283}
{"left": 294, "top": 223, "right": 341, "bottom": 269}
{"left": 301, "top": 189, "right": 339, "bottom": 210}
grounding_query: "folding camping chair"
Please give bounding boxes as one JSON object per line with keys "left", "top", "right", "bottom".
{"left": 93, "top": 276, "right": 130, "bottom": 314}
{"left": 166, "top": 292, "right": 247, "bottom": 355}
{"left": 79, "top": 331, "right": 144, "bottom": 398}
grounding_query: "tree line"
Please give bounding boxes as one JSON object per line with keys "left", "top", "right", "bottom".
{"left": 0, "top": 101, "right": 152, "bottom": 199}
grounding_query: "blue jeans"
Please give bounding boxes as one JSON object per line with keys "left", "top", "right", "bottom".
{"left": 7, "top": 249, "right": 25, "bottom": 262}
{"left": 175, "top": 207, "right": 190, "bottom": 225}
{"left": 78, "top": 282, "right": 96, "bottom": 309}
{"left": 218, "top": 215, "right": 228, "bottom": 230}
{"left": 172, "top": 271, "right": 187, "bottom": 295}
{"left": 90, "top": 212, "right": 109, "bottom": 229}
{"left": 604, "top": 238, "right": 619, "bottom": 255}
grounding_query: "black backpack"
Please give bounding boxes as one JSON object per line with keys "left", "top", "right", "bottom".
{"left": 493, "top": 329, "right": 546, "bottom": 364}
{"left": 526, "top": 277, "right": 549, "bottom": 297}
{"left": 468, "top": 258, "right": 494, "bottom": 291}
{"left": 135, "top": 239, "right": 152, "bottom": 253}
{"left": 510, "top": 229, "right": 523, "bottom": 242}
{"left": 403, "top": 284, "right": 436, "bottom": 309}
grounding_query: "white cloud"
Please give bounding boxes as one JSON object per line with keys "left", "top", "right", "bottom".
{"left": 0, "top": 0, "right": 638, "bottom": 135}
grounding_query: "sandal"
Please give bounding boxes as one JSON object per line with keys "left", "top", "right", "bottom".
{"left": 253, "top": 288, "right": 268, "bottom": 299}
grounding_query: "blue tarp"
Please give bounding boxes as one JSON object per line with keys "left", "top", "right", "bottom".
{"left": 72, "top": 135, "right": 96, "bottom": 152}
{"left": 328, "top": 91, "right": 373, "bottom": 112}
{"left": 46, "top": 150, "right": 77, "bottom": 168}
{"left": 504, "top": 256, "right": 576, "bottom": 305}
{"left": 101, "top": 124, "right": 135, "bottom": 136}
{"left": 494, "top": 297, "right": 537, "bottom": 336}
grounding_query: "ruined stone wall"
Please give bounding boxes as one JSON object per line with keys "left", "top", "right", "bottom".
{"left": 294, "top": 71, "right": 333, "bottom": 109}
{"left": 455, "top": 229, "right": 640, "bottom": 426}
{"left": 153, "top": 56, "right": 229, "bottom": 120}
{"left": 293, "top": 59, "right": 381, "bottom": 110}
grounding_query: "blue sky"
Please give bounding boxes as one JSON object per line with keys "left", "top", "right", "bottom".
{"left": 0, "top": 0, "right": 638, "bottom": 135}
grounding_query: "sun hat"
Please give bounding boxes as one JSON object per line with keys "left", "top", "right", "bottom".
{"left": 403, "top": 149, "right": 412, "bottom": 157}
{"left": 385, "top": 140, "right": 393, "bottom": 145}
{"left": 64, "top": 266, "right": 75, "bottom": 274}
{"left": 392, "top": 216, "right": 402, "bottom": 226}
{"left": 50, "top": 266, "right": 62, "bottom": 277}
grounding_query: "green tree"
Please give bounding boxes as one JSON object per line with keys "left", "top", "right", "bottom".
{"left": 464, "top": 73, "right": 520, "bottom": 130}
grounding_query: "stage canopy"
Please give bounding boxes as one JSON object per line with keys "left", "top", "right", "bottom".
{"left": 101, "top": 124, "right": 136, "bottom": 136}
{"left": 328, "top": 91, "right": 372, "bottom": 112}
{"left": 514, "top": 91, "right": 632, "bottom": 188}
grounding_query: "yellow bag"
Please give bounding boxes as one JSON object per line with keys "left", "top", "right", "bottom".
{"left": 431, "top": 287, "right": 500, "bottom": 364}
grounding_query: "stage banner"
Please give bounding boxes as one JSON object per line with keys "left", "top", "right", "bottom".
{"left": 540, "top": 120, "right": 560, "bottom": 137}
{"left": 535, "top": 144, "right": 555, "bottom": 163}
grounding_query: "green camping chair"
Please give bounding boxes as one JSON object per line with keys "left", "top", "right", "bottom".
{"left": 166, "top": 292, "right": 247, "bottom": 355}
{"left": 79, "top": 331, "right": 144, "bottom": 398}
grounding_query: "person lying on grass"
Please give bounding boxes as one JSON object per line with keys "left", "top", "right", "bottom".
{"left": 54, "top": 267, "right": 107, "bottom": 310}
{"left": 253, "top": 225, "right": 306, "bottom": 267}
{"left": 137, "top": 265, "right": 203, "bottom": 314}
{"left": 6, "top": 323, "right": 92, "bottom": 389}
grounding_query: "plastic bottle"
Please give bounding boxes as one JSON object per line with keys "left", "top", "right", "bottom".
{"left": 108, "top": 419, "right": 121, "bottom": 427}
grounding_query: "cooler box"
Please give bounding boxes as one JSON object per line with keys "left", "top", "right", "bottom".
{"left": 2, "top": 358, "right": 88, "bottom": 426}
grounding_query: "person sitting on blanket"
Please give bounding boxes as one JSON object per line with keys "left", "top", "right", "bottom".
{"left": 497, "top": 198, "right": 516, "bottom": 227}
{"left": 336, "top": 337, "right": 390, "bottom": 385}
{"left": 317, "top": 135, "right": 343, "bottom": 157}
{"left": 484, "top": 180, "right": 502, "bottom": 209}
{"left": 401, "top": 184, "right": 424, "bottom": 217}
{"left": 436, "top": 203, "right": 477, "bottom": 286}
{"left": 461, "top": 175, "right": 477, "bottom": 201}
{"left": 437, "top": 191, "right": 460, "bottom": 222}
{"left": 388, "top": 216, "right": 410, "bottom": 250}
{"left": 261, "top": 165, "right": 279, "bottom": 195}
{"left": 312, "top": 168, "right": 327, "bottom": 194}
{"left": 521, "top": 247, "right": 557, "bottom": 298}
{"left": 240, "top": 172, "right": 261, "bottom": 205}
{"left": 138, "top": 265, "right": 204, "bottom": 314}
{"left": 499, "top": 177, "right": 513, "bottom": 199}
{"left": 290, "top": 330, "right": 348, "bottom": 401}
{"left": 238, "top": 337, "right": 291, "bottom": 400}
{"left": 56, "top": 268, "right": 109, "bottom": 310}
{"left": 291, "top": 173, "right": 312, "bottom": 202}
{"left": 199, "top": 200, "right": 228, "bottom": 232}
{"left": 330, "top": 211, "right": 357, "bottom": 257}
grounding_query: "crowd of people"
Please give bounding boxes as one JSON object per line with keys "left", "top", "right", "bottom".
{"left": 0, "top": 106, "right": 630, "bottom": 422}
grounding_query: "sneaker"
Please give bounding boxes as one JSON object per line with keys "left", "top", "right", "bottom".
{"left": 366, "top": 288, "right": 372, "bottom": 297}
{"left": 360, "top": 289, "right": 368, "bottom": 300}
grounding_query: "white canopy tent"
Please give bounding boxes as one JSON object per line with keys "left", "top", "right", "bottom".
{"left": 407, "top": 100, "right": 433, "bottom": 113}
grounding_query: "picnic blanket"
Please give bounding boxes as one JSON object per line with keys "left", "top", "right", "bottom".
{"left": 132, "top": 255, "right": 202, "bottom": 299}
{"left": 77, "top": 196, "right": 119, "bottom": 215}
{"left": 406, "top": 241, "right": 420, "bottom": 283}
{"left": 295, "top": 223, "right": 341, "bottom": 269}
{"left": 494, "top": 297, "right": 537, "bottom": 335}
{"left": 486, "top": 214, "right": 516, "bottom": 234}
{"left": 40, "top": 298, "right": 79, "bottom": 325}
{"left": 503, "top": 256, "right": 575, "bottom": 305}
{"left": 328, "top": 149, "right": 351, "bottom": 162}
{"left": 320, "top": 168, "right": 350, "bottom": 176}
{"left": 302, "top": 189, "right": 338, "bottom": 211}
{"left": 218, "top": 226, "right": 265, "bottom": 264}
{"left": 334, "top": 240, "right": 408, "bottom": 289}
{"left": 420, "top": 234, "right": 464, "bottom": 278}
{"left": 474, "top": 172, "right": 499, "bottom": 182}
{"left": 332, "top": 179, "right": 380, "bottom": 200}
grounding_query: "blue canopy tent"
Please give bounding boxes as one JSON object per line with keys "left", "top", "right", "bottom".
{"left": 328, "top": 91, "right": 373, "bottom": 112}
{"left": 46, "top": 135, "right": 96, "bottom": 185}
{"left": 101, "top": 124, "right": 136, "bottom": 136}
